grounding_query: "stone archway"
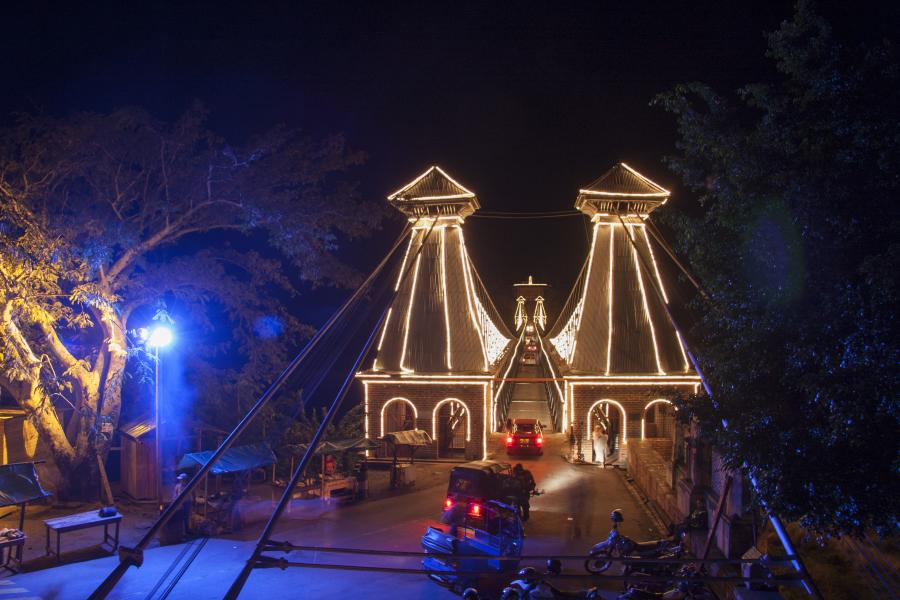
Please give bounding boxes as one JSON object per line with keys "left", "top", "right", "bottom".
{"left": 641, "top": 399, "right": 676, "bottom": 440}
{"left": 586, "top": 399, "right": 627, "bottom": 463}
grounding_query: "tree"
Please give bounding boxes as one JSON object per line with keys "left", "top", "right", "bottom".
{"left": 653, "top": 2, "right": 899, "bottom": 536}
{"left": 0, "top": 105, "right": 382, "bottom": 496}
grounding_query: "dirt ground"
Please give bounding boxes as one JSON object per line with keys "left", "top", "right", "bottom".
{"left": 0, "top": 458, "right": 459, "bottom": 574}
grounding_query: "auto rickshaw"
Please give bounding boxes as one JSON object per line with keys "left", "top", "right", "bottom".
{"left": 443, "top": 460, "right": 518, "bottom": 510}
{"left": 422, "top": 499, "right": 524, "bottom": 594}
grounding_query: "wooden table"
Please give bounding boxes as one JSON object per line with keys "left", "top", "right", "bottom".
{"left": 44, "top": 509, "right": 122, "bottom": 563}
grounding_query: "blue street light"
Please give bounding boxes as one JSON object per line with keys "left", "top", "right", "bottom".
{"left": 148, "top": 325, "right": 173, "bottom": 348}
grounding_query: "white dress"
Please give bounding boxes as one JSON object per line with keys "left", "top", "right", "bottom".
{"left": 593, "top": 432, "right": 608, "bottom": 466}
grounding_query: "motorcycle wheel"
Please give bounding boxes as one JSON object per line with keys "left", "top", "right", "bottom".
{"left": 584, "top": 548, "right": 614, "bottom": 574}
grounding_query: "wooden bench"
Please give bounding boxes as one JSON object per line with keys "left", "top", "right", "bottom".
{"left": 44, "top": 509, "right": 122, "bottom": 563}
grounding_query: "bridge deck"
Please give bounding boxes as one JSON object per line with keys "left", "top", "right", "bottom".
{"left": 505, "top": 364, "right": 554, "bottom": 431}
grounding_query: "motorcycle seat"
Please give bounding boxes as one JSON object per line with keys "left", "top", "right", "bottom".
{"left": 632, "top": 539, "right": 671, "bottom": 553}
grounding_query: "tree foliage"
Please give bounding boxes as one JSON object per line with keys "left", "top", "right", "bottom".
{"left": 654, "top": 3, "right": 899, "bottom": 536}
{"left": 0, "top": 104, "right": 382, "bottom": 493}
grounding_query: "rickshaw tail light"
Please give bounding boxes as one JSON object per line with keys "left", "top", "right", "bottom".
{"left": 445, "top": 498, "right": 453, "bottom": 509}
{"left": 506, "top": 436, "right": 513, "bottom": 444}
{"left": 470, "top": 503, "right": 481, "bottom": 516}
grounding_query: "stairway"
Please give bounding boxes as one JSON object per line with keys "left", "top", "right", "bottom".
{"left": 506, "top": 365, "right": 554, "bottom": 432}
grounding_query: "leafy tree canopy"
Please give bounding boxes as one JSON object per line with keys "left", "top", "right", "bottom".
{"left": 0, "top": 104, "right": 382, "bottom": 492}
{"left": 654, "top": 2, "right": 899, "bottom": 536}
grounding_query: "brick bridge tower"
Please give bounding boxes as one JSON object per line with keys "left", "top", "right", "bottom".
{"left": 357, "top": 166, "right": 513, "bottom": 460}
{"left": 545, "top": 163, "right": 701, "bottom": 463}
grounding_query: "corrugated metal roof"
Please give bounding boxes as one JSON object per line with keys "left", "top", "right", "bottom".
{"left": 387, "top": 166, "right": 475, "bottom": 201}
{"left": 580, "top": 163, "right": 669, "bottom": 197}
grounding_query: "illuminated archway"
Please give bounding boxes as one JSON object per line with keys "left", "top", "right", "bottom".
{"left": 586, "top": 399, "right": 628, "bottom": 446}
{"left": 380, "top": 397, "right": 418, "bottom": 436}
{"left": 432, "top": 398, "right": 471, "bottom": 442}
{"left": 640, "top": 399, "right": 675, "bottom": 440}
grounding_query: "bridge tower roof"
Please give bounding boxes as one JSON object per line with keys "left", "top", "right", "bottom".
{"left": 388, "top": 165, "right": 480, "bottom": 220}
{"left": 548, "top": 163, "right": 693, "bottom": 376}
{"left": 575, "top": 162, "right": 670, "bottom": 220}
{"left": 366, "top": 167, "right": 512, "bottom": 376}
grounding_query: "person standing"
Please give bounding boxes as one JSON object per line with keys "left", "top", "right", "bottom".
{"left": 592, "top": 425, "right": 608, "bottom": 467}
{"left": 171, "top": 472, "right": 192, "bottom": 537}
{"left": 512, "top": 463, "right": 536, "bottom": 521}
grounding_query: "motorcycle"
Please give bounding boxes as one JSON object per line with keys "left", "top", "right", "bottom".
{"left": 500, "top": 560, "right": 601, "bottom": 599}
{"left": 584, "top": 509, "right": 706, "bottom": 575}
{"left": 617, "top": 565, "right": 714, "bottom": 600}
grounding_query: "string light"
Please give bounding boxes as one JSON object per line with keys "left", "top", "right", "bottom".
{"left": 629, "top": 224, "right": 665, "bottom": 374}
{"left": 641, "top": 399, "right": 675, "bottom": 440}
{"left": 606, "top": 223, "right": 614, "bottom": 374}
{"left": 440, "top": 228, "right": 452, "bottom": 370}
{"left": 514, "top": 296, "right": 526, "bottom": 331}
{"left": 380, "top": 398, "right": 418, "bottom": 437}
{"left": 533, "top": 297, "right": 547, "bottom": 330}
{"left": 399, "top": 254, "right": 422, "bottom": 373}
{"left": 432, "top": 398, "right": 471, "bottom": 442}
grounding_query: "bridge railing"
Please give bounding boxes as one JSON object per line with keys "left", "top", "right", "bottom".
{"left": 538, "top": 350, "right": 562, "bottom": 431}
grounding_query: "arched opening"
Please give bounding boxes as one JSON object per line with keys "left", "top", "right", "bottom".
{"left": 380, "top": 398, "right": 418, "bottom": 436}
{"left": 433, "top": 398, "right": 470, "bottom": 458}
{"left": 587, "top": 399, "right": 627, "bottom": 464}
{"left": 641, "top": 399, "right": 676, "bottom": 440}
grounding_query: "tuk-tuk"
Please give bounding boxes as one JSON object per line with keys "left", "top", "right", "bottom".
{"left": 444, "top": 460, "right": 516, "bottom": 511}
{"left": 422, "top": 500, "right": 523, "bottom": 593}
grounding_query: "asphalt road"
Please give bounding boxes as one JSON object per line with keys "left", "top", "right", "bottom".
{"left": 9, "top": 434, "right": 661, "bottom": 599}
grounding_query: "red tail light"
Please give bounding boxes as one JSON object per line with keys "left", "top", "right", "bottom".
{"left": 445, "top": 498, "right": 453, "bottom": 509}
{"left": 506, "top": 436, "right": 513, "bottom": 444}
{"left": 470, "top": 503, "right": 481, "bottom": 516}
{"left": 536, "top": 436, "right": 543, "bottom": 446}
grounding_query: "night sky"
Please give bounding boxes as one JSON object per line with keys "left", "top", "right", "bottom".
{"left": 4, "top": 1, "right": 897, "bottom": 320}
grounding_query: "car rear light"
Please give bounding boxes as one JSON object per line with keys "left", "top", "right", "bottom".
{"left": 536, "top": 436, "right": 543, "bottom": 446}
{"left": 470, "top": 503, "right": 481, "bottom": 516}
{"left": 445, "top": 498, "right": 453, "bottom": 509}
{"left": 506, "top": 436, "right": 513, "bottom": 444}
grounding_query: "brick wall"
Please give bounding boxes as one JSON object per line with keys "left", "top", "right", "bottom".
{"left": 362, "top": 380, "right": 488, "bottom": 460}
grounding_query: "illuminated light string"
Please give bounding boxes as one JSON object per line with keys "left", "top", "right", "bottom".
{"left": 432, "top": 398, "right": 471, "bottom": 442}
{"left": 371, "top": 307, "right": 393, "bottom": 371}
{"left": 394, "top": 233, "right": 415, "bottom": 291}
{"left": 640, "top": 225, "right": 669, "bottom": 304}
{"left": 629, "top": 224, "right": 665, "bottom": 374}
{"left": 493, "top": 329, "right": 526, "bottom": 430}
{"left": 536, "top": 332, "right": 566, "bottom": 431}
{"left": 457, "top": 227, "right": 489, "bottom": 369}
{"left": 458, "top": 228, "right": 510, "bottom": 367}
{"left": 533, "top": 296, "right": 547, "bottom": 330}
{"left": 586, "top": 399, "right": 628, "bottom": 447}
{"left": 514, "top": 296, "right": 526, "bottom": 331}
{"left": 440, "top": 228, "right": 452, "bottom": 370}
{"left": 379, "top": 397, "right": 418, "bottom": 437}
{"left": 606, "top": 223, "right": 615, "bottom": 374}
{"left": 641, "top": 398, "right": 675, "bottom": 440}
{"left": 386, "top": 165, "right": 476, "bottom": 201}
{"left": 398, "top": 253, "right": 422, "bottom": 373}
{"left": 571, "top": 222, "right": 599, "bottom": 363}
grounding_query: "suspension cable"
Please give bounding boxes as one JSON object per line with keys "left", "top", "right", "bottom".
{"left": 224, "top": 219, "right": 439, "bottom": 599}
{"left": 88, "top": 223, "right": 412, "bottom": 600}
{"left": 616, "top": 212, "right": 823, "bottom": 600}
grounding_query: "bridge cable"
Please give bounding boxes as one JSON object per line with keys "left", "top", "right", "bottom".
{"left": 644, "top": 217, "right": 711, "bottom": 302}
{"left": 615, "top": 212, "right": 823, "bottom": 599}
{"left": 87, "top": 223, "right": 413, "bottom": 600}
{"left": 223, "top": 218, "right": 440, "bottom": 599}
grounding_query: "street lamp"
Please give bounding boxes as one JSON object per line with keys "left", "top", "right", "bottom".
{"left": 148, "top": 326, "right": 173, "bottom": 504}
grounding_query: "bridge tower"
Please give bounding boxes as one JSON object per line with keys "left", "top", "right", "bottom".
{"left": 546, "top": 163, "right": 701, "bottom": 463}
{"left": 357, "top": 166, "right": 513, "bottom": 460}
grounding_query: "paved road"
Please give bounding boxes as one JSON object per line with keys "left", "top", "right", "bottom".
{"left": 10, "top": 435, "right": 661, "bottom": 599}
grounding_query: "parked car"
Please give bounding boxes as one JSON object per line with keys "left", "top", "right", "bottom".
{"left": 506, "top": 419, "right": 543, "bottom": 456}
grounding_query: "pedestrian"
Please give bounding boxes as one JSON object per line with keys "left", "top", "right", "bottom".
{"left": 512, "top": 463, "right": 536, "bottom": 521}
{"left": 592, "top": 425, "right": 608, "bottom": 467}
{"left": 171, "top": 472, "right": 192, "bottom": 536}
{"left": 356, "top": 457, "right": 369, "bottom": 500}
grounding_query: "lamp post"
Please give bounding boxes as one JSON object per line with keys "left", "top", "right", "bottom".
{"left": 147, "top": 326, "right": 173, "bottom": 504}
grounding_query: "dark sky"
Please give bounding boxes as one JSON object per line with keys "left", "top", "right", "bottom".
{"left": 4, "top": 0, "right": 897, "bottom": 320}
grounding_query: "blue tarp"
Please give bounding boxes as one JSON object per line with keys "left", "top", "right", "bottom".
{"left": 176, "top": 443, "right": 275, "bottom": 475}
{"left": 0, "top": 462, "right": 52, "bottom": 506}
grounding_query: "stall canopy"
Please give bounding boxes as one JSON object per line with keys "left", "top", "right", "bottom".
{"left": 285, "top": 437, "right": 379, "bottom": 456}
{"left": 382, "top": 429, "right": 433, "bottom": 447}
{"left": 0, "top": 462, "right": 52, "bottom": 507}
{"left": 177, "top": 443, "right": 275, "bottom": 475}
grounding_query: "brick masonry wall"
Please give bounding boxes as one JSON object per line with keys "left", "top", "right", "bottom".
{"left": 362, "top": 380, "right": 488, "bottom": 460}
{"left": 568, "top": 383, "right": 681, "bottom": 456}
